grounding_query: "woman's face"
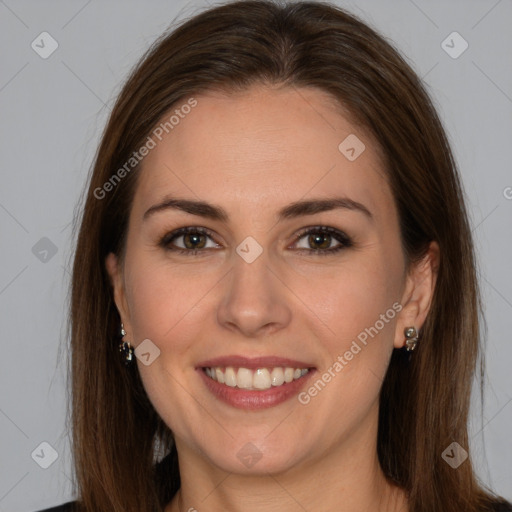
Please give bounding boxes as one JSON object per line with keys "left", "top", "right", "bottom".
{"left": 107, "top": 85, "right": 434, "bottom": 475}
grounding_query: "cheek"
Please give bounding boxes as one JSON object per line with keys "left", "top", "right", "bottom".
{"left": 123, "top": 252, "right": 227, "bottom": 363}
{"left": 295, "top": 261, "right": 400, "bottom": 427}
{"left": 122, "top": 256, "right": 213, "bottom": 431}
{"left": 294, "top": 251, "right": 403, "bottom": 423}
{"left": 297, "top": 254, "right": 401, "bottom": 348}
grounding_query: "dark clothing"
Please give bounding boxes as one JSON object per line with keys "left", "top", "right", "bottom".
{"left": 35, "top": 498, "right": 512, "bottom": 512}
{"left": 35, "top": 504, "right": 74, "bottom": 512}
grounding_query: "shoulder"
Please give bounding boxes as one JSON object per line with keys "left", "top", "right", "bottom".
{"left": 489, "top": 500, "right": 512, "bottom": 512}
{"left": 33, "top": 501, "right": 77, "bottom": 512}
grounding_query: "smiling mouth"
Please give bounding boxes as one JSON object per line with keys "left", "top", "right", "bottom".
{"left": 202, "top": 366, "right": 312, "bottom": 391}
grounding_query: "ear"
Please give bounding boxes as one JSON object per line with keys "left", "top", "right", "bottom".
{"left": 105, "top": 252, "right": 132, "bottom": 339}
{"left": 393, "top": 241, "right": 440, "bottom": 349}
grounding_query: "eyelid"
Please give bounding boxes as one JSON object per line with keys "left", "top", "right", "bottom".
{"left": 160, "top": 226, "right": 221, "bottom": 250}
{"left": 159, "top": 225, "right": 353, "bottom": 255}
{"left": 289, "top": 225, "right": 353, "bottom": 253}
{"left": 291, "top": 225, "right": 351, "bottom": 243}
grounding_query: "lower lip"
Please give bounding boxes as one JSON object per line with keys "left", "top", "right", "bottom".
{"left": 197, "top": 368, "right": 316, "bottom": 410}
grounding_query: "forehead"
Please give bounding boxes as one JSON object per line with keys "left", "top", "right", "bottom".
{"left": 132, "top": 85, "right": 391, "bottom": 222}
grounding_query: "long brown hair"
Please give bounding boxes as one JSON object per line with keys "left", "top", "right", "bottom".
{"left": 69, "top": 1, "right": 507, "bottom": 511}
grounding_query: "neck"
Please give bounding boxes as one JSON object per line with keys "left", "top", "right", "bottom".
{"left": 166, "top": 404, "right": 408, "bottom": 512}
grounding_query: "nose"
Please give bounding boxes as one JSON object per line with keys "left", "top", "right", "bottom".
{"left": 216, "top": 247, "right": 292, "bottom": 338}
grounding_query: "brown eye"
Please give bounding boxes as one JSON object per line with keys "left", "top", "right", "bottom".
{"left": 160, "top": 227, "right": 219, "bottom": 254}
{"left": 182, "top": 232, "right": 207, "bottom": 249}
{"left": 307, "top": 232, "right": 333, "bottom": 250}
{"left": 293, "top": 226, "right": 353, "bottom": 255}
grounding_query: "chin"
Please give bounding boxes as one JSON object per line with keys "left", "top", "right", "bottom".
{"left": 197, "top": 430, "right": 311, "bottom": 476}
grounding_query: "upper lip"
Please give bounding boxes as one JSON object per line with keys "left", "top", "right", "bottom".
{"left": 197, "top": 355, "right": 316, "bottom": 370}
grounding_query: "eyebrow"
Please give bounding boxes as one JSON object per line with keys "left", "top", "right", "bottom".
{"left": 143, "top": 196, "right": 373, "bottom": 223}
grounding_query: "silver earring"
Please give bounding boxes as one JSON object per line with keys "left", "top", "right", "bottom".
{"left": 404, "top": 326, "right": 418, "bottom": 351}
{"left": 119, "top": 322, "right": 134, "bottom": 365}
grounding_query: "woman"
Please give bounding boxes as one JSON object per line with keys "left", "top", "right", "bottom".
{"left": 38, "top": 1, "right": 511, "bottom": 511}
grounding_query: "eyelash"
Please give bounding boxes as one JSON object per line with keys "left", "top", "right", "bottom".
{"left": 159, "top": 225, "right": 353, "bottom": 256}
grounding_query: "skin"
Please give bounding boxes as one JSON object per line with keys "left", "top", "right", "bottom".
{"left": 106, "top": 84, "right": 439, "bottom": 512}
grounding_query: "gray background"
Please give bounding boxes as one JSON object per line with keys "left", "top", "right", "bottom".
{"left": 0, "top": 1, "right": 511, "bottom": 510}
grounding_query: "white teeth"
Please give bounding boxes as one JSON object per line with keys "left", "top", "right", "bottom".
{"left": 270, "top": 367, "right": 285, "bottom": 386}
{"left": 204, "top": 366, "right": 310, "bottom": 390}
{"left": 237, "top": 368, "right": 253, "bottom": 389}
{"left": 253, "top": 368, "right": 271, "bottom": 390}
{"left": 224, "top": 366, "right": 237, "bottom": 387}
{"left": 215, "top": 368, "right": 225, "bottom": 384}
